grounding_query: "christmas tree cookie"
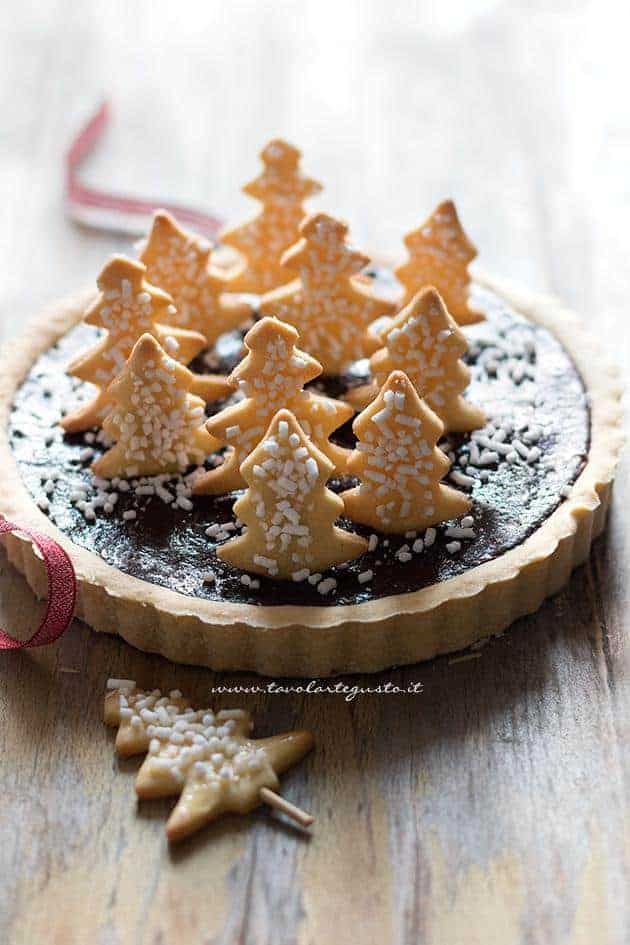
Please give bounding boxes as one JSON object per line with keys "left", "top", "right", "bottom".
{"left": 341, "top": 371, "right": 471, "bottom": 533}
{"left": 92, "top": 333, "right": 217, "bottom": 480}
{"left": 351, "top": 287, "right": 485, "bottom": 433}
{"left": 260, "top": 212, "right": 395, "bottom": 374}
{"left": 105, "top": 681, "right": 314, "bottom": 842}
{"left": 61, "top": 256, "right": 207, "bottom": 433}
{"left": 221, "top": 139, "right": 322, "bottom": 294}
{"left": 219, "top": 409, "right": 367, "bottom": 579}
{"left": 193, "top": 317, "right": 353, "bottom": 495}
{"left": 395, "top": 199, "right": 484, "bottom": 325}
{"left": 139, "top": 210, "right": 251, "bottom": 341}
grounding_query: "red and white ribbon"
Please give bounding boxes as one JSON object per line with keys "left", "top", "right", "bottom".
{"left": 65, "top": 101, "right": 224, "bottom": 237}
{"left": 0, "top": 518, "right": 77, "bottom": 649}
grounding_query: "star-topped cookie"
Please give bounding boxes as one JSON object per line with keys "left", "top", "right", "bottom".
{"left": 341, "top": 371, "right": 471, "bottom": 533}
{"left": 395, "top": 200, "right": 484, "bottom": 325}
{"left": 193, "top": 317, "right": 353, "bottom": 495}
{"left": 61, "top": 256, "right": 207, "bottom": 433}
{"left": 105, "top": 681, "right": 314, "bottom": 842}
{"left": 92, "top": 333, "right": 217, "bottom": 480}
{"left": 219, "top": 409, "right": 368, "bottom": 579}
{"left": 259, "top": 212, "right": 395, "bottom": 374}
{"left": 352, "top": 287, "right": 485, "bottom": 433}
{"left": 139, "top": 210, "right": 251, "bottom": 341}
{"left": 221, "top": 139, "right": 322, "bottom": 294}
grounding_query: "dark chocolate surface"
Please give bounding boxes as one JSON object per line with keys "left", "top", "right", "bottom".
{"left": 8, "top": 276, "right": 590, "bottom": 607}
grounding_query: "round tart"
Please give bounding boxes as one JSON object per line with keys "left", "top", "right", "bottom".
{"left": 0, "top": 268, "right": 622, "bottom": 676}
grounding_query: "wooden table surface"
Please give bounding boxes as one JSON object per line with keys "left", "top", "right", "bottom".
{"left": 1, "top": 2, "right": 629, "bottom": 943}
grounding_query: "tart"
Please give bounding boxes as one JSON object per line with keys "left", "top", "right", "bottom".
{"left": 0, "top": 165, "right": 623, "bottom": 677}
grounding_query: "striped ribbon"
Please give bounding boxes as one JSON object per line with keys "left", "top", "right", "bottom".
{"left": 65, "top": 101, "right": 224, "bottom": 237}
{"left": 0, "top": 518, "right": 77, "bottom": 649}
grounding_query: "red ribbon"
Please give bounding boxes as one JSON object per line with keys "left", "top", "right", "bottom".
{"left": 65, "top": 101, "right": 225, "bottom": 237}
{"left": 0, "top": 518, "right": 77, "bottom": 649}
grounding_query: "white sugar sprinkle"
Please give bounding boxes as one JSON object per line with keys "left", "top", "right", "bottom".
{"left": 292, "top": 568, "right": 310, "bottom": 582}
{"left": 445, "top": 526, "right": 476, "bottom": 540}
{"left": 424, "top": 528, "right": 436, "bottom": 547}
{"left": 450, "top": 471, "right": 476, "bottom": 488}
{"left": 107, "top": 678, "right": 136, "bottom": 690}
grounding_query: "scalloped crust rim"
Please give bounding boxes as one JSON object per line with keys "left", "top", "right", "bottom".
{"left": 0, "top": 273, "right": 623, "bottom": 676}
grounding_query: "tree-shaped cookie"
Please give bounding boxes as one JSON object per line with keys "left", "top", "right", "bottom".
{"left": 341, "top": 371, "right": 471, "bottom": 533}
{"left": 61, "top": 256, "right": 207, "bottom": 433}
{"left": 395, "top": 199, "right": 484, "bottom": 325}
{"left": 139, "top": 210, "right": 251, "bottom": 341}
{"left": 259, "top": 212, "right": 395, "bottom": 374}
{"left": 92, "top": 334, "right": 217, "bottom": 480}
{"left": 221, "top": 139, "right": 322, "bottom": 294}
{"left": 352, "top": 287, "right": 485, "bottom": 433}
{"left": 219, "top": 409, "right": 367, "bottom": 579}
{"left": 193, "top": 317, "right": 352, "bottom": 495}
{"left": 105, "top": 682, "right": 314, "bottom": 842}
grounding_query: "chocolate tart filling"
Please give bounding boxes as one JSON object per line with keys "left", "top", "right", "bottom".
{"left": 8, "top": 274, "right": 590, "bottom": 607}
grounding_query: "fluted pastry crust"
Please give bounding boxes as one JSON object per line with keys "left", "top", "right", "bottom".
{"left": 0, "top": 273, "right": 623, "bottom": 676}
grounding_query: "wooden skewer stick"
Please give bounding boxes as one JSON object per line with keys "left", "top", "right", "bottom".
{"left": 260, "top": 787, "right": 314, "bottom": 828}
